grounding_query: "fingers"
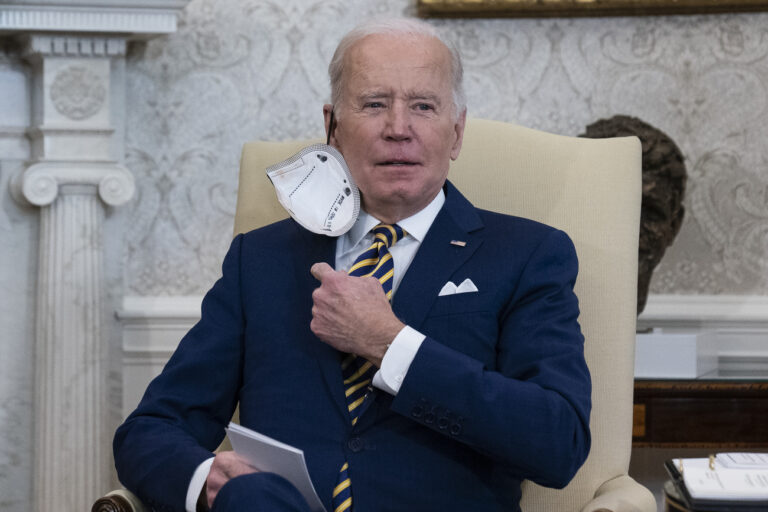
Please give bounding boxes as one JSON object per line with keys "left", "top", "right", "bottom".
{"left": 310, "top": 262, "right": 334, "bottom": 281}
{"left": 206, "top": 451, "right": 258, "bottom": 508}
{"left": 309, "top": 259, "right": 401, "bottom": 360}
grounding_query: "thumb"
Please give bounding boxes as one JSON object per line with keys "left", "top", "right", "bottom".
{"left": 310, "top": 262, "right": 335, "bottom": 281}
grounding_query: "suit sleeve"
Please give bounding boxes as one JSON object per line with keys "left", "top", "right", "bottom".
{"left": 113, "top": 235, "right": 246, "bottom": 512}
{"left": 389, "top": 229, "right": 591, "bottom": 489}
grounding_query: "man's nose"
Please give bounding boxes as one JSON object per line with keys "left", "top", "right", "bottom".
{"left": 383, "top": 104, "right": 411, "bottom": 141}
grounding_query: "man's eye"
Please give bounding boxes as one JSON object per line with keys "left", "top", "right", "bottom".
{"left": 415, "top": 103, "right": 435, "bottom": 111}
{"left": 365, "top": 102, "right": 384, "bottom": 109}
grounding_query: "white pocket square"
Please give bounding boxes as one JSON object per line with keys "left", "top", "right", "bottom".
{"left": 438, "top": 278, "right": 478, "bottom": 296}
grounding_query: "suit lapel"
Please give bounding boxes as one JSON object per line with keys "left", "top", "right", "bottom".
{"left": 296, "top": 182, "right": 485, "bottom": 426}
{"left": 294, "top": 224, "right": 350, "bottom": 421}
{"left": 358, "top": 182, "right": 485, "bottom": 429}
{"left": 392, "top": 181, "right": 484, "bottom": 330}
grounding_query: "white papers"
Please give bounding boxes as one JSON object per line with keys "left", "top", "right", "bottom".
{"left": 718, "top": 453, "right": 768, "bottom": 470}
{"left": 226, "top": 423, "right": 326, "bottom": 512}
{"left": 674, "top": 457, "right": 768, "bottom": 501}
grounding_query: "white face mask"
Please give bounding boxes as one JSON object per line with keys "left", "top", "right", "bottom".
{"left": 266, "top": 144, "right": 360, "bottom": 236}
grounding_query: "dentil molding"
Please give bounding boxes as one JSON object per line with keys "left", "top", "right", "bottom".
{"left": 23, "top": 34, "right": 127, "bottom": 58}
{"left": 0, "top": 1, "right": 190, "bottom": 37}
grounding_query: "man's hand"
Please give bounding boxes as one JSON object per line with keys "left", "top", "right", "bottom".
{"left": 205, "top": 451, "right": 258, "bottom": 509}
{"left": 310, "top": 262, "right": 404, "bottom": 367}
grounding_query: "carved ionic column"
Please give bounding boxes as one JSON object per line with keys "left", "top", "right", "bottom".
{"left": 23, "top": 168, "right": 133, "bottom": 510}
{"left": 13, "top": 35, "right": 135, "bottom": 511}
{"left": 19, "top": 162, "right": 134, "bottom": 510}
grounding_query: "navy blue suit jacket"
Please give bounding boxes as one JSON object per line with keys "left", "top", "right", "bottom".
{"left": 114, "top": 181, "right": 591, "bottom": 512}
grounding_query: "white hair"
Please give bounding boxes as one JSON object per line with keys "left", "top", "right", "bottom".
{"left": 328, "top": 18, "right": 466, "bottom": 117}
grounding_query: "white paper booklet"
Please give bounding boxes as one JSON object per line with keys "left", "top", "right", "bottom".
{"left": 225, "top": 422, "right": 326, "bottom": 512}
{"left": 717, "top": 453, "right": 768, "bottom": 470}
{"left": 674, "top": 457, "right": 768, "bottom": 501}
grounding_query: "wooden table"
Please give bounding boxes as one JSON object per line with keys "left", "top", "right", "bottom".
{"left": 633, "top": 378, "right": 768, "bottom": 447}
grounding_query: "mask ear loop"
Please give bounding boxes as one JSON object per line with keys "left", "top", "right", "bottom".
{"left": 326, "top": 109, "right": 335, "bottom": 145}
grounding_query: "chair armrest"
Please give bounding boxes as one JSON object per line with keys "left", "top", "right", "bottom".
{"left": 580, "top": 474, "right": 656, "bottom": 512}
{"left": 92, "top": 489, "right": 149, "bottom": 512}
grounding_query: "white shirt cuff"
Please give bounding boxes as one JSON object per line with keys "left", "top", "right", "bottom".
{"left": 186, "top": 456, "right": 214, "bottom": 512}
{"left": 372, "top": 325, "right": 425, "bottom": 395}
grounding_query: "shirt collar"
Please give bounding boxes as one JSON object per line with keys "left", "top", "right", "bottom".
{"left": 346, "top": 188, "right": 445, "bottom": 248}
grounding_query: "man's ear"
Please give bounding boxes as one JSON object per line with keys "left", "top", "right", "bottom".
{"left": 323, "top": 104, "right": 335, "bottom": 145}
{"left": 450, "top": 108, "right": 467, "bottom": 161}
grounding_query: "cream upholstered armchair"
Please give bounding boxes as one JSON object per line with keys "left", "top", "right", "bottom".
{"left": 95, "top": 118, "right": 655, "bottom": 512}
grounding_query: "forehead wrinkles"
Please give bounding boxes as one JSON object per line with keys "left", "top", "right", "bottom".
{"left": 339, "top": 34, "right": 452, "bottom": 101}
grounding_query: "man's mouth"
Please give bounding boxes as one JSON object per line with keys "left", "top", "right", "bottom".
{"left": 377, "top": 160, "right": 420, "bottom": 166}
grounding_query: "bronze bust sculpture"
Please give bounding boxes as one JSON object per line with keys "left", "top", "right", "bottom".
{"left": 581, "top": 115, "right": 687, "bottom": 315}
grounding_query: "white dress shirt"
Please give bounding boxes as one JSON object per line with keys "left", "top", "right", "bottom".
{"left": 185, "top": 190, "right": 444, "bottom": 511}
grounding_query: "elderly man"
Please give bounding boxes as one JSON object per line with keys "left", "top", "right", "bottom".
{"left": 114, "top": 18, "right": 591, "bottom": 512}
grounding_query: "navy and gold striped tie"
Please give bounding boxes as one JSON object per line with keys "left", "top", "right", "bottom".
{"left": 332, "top": 223, "right": 405, "bottom": 512}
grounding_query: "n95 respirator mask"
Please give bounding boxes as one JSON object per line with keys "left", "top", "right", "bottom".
{"left": 266, "top": 144, "right": 360, "bottom": 237}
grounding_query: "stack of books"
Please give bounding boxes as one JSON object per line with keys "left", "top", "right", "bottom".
{"left": 665, "top": 453, "right": 768, "bottom": 511}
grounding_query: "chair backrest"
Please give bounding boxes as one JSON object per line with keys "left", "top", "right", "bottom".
{"left": 235, "top": 118, "right": 643, "bottom": 511}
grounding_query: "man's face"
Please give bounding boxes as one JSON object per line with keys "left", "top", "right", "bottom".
{"left": 325, "top": 33, "right": 466, "bottom": 222}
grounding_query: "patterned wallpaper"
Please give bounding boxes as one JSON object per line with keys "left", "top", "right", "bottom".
{"left": 123, "top": 0, "right": 768, "bottom": 296}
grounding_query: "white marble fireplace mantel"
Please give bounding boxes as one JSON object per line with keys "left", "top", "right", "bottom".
{"left": 0, "top": 1, "right": 190, "bottom": 510}
{"left": 0, "top": 0, "right": 189, "bottom": 37}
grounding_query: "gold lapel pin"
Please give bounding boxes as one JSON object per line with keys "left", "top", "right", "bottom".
{"left": 450, "top": 240, "right": 466, "bottom": 247}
